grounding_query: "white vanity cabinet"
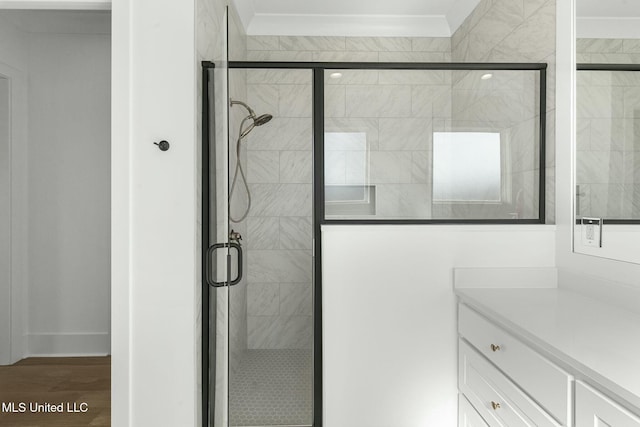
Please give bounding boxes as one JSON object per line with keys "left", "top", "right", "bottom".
{"left": 458, "top": 304, "right": 569, "bottom": 426}
{"left": 459, "top": 393, "right": 490, "bottom": 427}
{"left": 456, "top": 290, "right": 640, "bottom": 427}
{"left": 575, "top": 381, "right": 640, "bottom": 427}
{"left": 459, "top": 304, "right": 571, "bottom": 425}
{"left": 459, "top": 338, "right": 562, "bottom": 427}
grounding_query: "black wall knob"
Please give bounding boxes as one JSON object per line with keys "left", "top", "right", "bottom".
{"left": 154, "top": 140, "right": 170, "bottom": 151}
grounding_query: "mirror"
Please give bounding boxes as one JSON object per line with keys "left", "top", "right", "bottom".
{"left": 574, "top": 0, "right": 640, "bottom": 263}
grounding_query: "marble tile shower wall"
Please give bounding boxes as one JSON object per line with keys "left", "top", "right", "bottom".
{"left": 246, "top": 36, "right": 452, "bottom": 63}
{"left": 324, "top": 69, "right": 452, "bottom": 218}
{"left": 246, "top": 36, "right": 454, "bottom": 221}
{"left": 577, "top": 38, "right": 640, "bottom": 64}
{"left": 576, "top": 39, "right": 640, "bottom": 219}
{"left": 244, "top": 69, "right": 314, "bottom": 349}
{"left": 242, "top": 38, "right": 453, "bottom": 348}
{"left": 452, "top": 0, "right": 556, "bottom": 222}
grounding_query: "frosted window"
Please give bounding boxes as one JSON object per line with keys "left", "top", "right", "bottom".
{"left": 433, "top": 132, "right": 501, "bottom": 202}
{"left": 324, "top": 132, "right": 369, "bottom": 188}
{"left": 325, "top": 132, "right": 374, "bottom": 216}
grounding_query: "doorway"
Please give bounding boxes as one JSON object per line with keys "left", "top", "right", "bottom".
{"left": 0, "top": 9, "right": 111, "bottom": 427}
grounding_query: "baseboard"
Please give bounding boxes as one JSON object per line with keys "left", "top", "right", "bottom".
{"left": 27, "top": 332, "right": 110, "bottom": 357}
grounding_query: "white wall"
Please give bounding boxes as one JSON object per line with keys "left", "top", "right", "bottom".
{"left": 0, "top": 12, "right": 29, "bottom": 70}
{"left": 322, "top": 225, "right": 556, "bottom": 427}
{"left": 24, "top": 17, "right": 111, "bottom": 356}
{"left": 112, "top": 0, "right": 201, "bottom": 424}
{"left": 555, "top": 0, "right": 640, "bottom": 292}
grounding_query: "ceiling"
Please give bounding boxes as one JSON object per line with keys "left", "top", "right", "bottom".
{"left": 0, "top": 10, "right": 110, "bottom": 34}
{"left": 232, "top": 0, "right": 482, "bottom": 37}
{"left": 577, "top": 0, "right": 640, "bottom": 39}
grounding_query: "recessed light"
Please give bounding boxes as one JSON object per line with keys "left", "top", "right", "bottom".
{"left": 481, "top": 73, "right": 493, "bottom": 80}
{"left": 330, "top": 72, "right": 343, "bottom": 79}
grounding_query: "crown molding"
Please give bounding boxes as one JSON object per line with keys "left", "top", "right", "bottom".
{"left": 247, "top": 14, "right": 452, "bottom": 37}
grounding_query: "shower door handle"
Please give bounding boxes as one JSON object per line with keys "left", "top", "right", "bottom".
{"left": 206, "top": 242, "right": 243, "bottom": 287}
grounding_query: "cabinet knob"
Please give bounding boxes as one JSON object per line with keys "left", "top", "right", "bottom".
{"left": 490, "top": 344, "right": 501, "bottom": 352}
{"left": 491, "top": 401, "right": 501, "bottom": 410}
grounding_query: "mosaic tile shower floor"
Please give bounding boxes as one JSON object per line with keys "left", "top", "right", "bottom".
{"left": 229, "top": 349, "right": 313, "bottom": 427}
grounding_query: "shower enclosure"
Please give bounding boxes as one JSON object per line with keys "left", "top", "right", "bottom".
{"left": 202, "top": 18, "right": 546, "bottom": 425}
{"left": 202, "top": 10, "right": 317, "bottom": 424}
{"left": 203, "top": 62, "right": 316, "bottom": 427}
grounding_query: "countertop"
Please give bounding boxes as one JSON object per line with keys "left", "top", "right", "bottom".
{"left": 456, "top": 288, "right": 640, "bottom": 411}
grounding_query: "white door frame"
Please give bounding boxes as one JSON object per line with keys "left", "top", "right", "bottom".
{"left": 0, "top": 62, "right": 28, "bottom": 366}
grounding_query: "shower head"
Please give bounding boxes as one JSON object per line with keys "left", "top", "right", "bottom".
{"left": 230, "top": 99, "right": 272, "bottom": 126}
{"left": 253, "top": 114, "right": 273, "bottom": 126}
{"left": 231, "top": 99, "right": 273, "bottom": 138}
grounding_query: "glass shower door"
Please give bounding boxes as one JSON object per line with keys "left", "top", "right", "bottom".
{"left": 205, "top": 11, "right": 316, "bottom": 421}
{"left": 226, "top": 66, "right": 315, "bottom": 427}
{"left": 204, "top": 6, "right": 231, "bottom": 427}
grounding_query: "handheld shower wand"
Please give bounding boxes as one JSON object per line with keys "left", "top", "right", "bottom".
{"left": 229, "top": 99, "right": 273, "bottom": 223}
{"left": 231, "top": 100, "right": 273, "bottom": 137}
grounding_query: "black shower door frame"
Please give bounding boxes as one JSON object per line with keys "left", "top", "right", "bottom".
{"left": 202, "top": 60, "right": 548, "bottom": 427}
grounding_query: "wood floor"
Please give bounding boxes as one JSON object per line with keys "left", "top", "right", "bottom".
{"left": 0, "top": 357, "right": 110, "bottom": 427}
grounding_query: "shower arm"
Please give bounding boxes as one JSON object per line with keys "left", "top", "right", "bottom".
{"left": 230, "top": 99, "right": 256, "bottom": 118}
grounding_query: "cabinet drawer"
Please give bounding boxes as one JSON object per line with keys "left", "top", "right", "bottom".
{"left": 576, "top": 381, "right": 640, "bottom": 427}
{"left": 459, "top": 393, "right": 489, "bottom": 427}
{"left": 459, "top": 339, "right": 561, "bottom": 427}
{"left": 459, "top": 304, "right": 571, "bottom": 425}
